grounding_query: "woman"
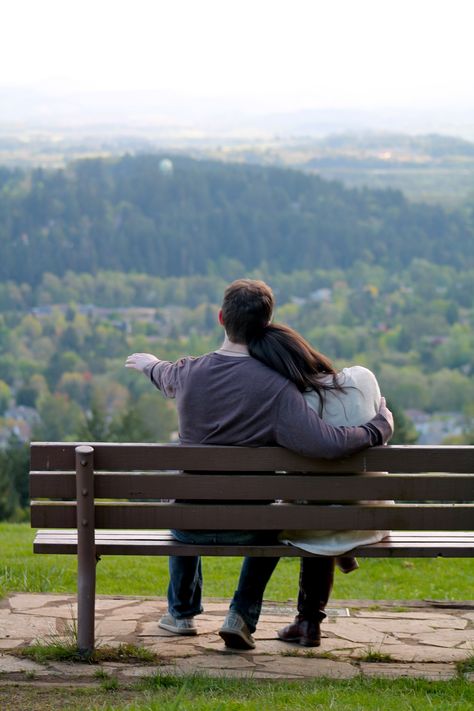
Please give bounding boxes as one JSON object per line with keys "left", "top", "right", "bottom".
{"left": 248, "top": 323, "right": 389, "bottom": 647}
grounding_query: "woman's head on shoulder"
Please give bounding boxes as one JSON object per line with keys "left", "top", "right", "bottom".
{"left": 248, "top": 322, "right": 342, "bottom": 396}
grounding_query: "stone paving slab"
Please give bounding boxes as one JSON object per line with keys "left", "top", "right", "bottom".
{"left": 355, "top": 611, "right": 468, "bottom": 622}
{"left": 354, "top": 617, "right": 468, "bottom": 632}
{"left": 416, "top": 630, "right": 474, "bottom": 647}
{"left": 324, "top": 619, "right": 400, "bottom": 645}
{"left": 359, "top": 662, "right": 457, "bottom": 680}
{"left": 1, "top": 614, "right": 57, "bottom": 640}
{"left": 0, "top": 594, "right": 473, "bottom": 683}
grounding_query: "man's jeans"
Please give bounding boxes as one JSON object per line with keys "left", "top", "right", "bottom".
{"left": 168, "top": 529, "right": 280, "bottom": 633}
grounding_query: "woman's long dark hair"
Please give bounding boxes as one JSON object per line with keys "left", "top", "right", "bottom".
{"left": 248, "top": 323, "right": 345, "bottom": 412}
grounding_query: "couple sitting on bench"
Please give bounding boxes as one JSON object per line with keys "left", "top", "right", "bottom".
{"left": 125, "top": 278, "right": 393, "bottom": 650}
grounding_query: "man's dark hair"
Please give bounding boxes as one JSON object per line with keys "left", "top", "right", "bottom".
{"left": 221, "top": 279, "right": 274, "bottom": 344}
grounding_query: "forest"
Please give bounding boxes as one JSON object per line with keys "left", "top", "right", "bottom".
{"left": 1, "top": 154, "right": 473, "bottom": 284}
{"left": 0, "top": 154, "right": 473, "bottom": 519}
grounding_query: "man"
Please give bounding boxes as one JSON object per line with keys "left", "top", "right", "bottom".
{"left": 125, "top": 279, "right": 393, "bottom": 650}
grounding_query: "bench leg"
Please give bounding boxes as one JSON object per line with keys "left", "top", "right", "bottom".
{"left": 75, "top": 445, "right": 96, "bottom": 655}
{"left": 77, "top": 550, "right": 96, "bottom": 654}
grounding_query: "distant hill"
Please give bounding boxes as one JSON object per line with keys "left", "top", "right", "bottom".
{"left": 0, "top": 154, "right": 472, "bottom": 285}
{"left": 2, "top": 85, "right": 474, "bottom": 140}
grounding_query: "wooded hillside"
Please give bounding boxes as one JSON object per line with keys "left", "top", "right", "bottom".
{"left": 1, "top": 154, "right": 473, "bottom": 284}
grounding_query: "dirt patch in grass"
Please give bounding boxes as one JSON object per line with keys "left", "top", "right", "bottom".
{"left": 0, "top": 685, "right": 139, "bottom": 711}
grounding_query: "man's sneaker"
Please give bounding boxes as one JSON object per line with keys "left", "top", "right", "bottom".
{"left": 158, "top": 613, "right": 197, "bottom": 636}
{"left": 219, "top": 611, "right": 256, "bottom": 650}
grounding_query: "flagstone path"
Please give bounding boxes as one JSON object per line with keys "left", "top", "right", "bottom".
{"left": 0, "top": 594, "right": 473, "bottom": 683}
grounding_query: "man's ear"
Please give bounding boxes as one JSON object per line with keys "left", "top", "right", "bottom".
{"left": 218, "top": 309, "right": 224, "bottom": 326}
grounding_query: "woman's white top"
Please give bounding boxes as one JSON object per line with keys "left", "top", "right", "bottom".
{"left": 279, "top": 365, "right": 390, "bottom": 555}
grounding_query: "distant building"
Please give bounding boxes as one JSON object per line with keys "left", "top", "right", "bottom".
{"left": 0, "top": 405, "right": 40, "bottom": 447}
{"left": 309, "top": 288, "right": 332, "bottom": 303}
{"left": 406, "top": 410, "right": 464, "bottom": 444}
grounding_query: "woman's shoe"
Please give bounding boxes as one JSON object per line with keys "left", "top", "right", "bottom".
{"left": 277, "top": 616, "right": 321, "bottom": 647}
{"left": 336, "top": 556, "right": 359, "bottom": 574}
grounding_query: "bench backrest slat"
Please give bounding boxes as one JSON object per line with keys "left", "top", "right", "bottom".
{"left": 30, "top": 471, "right": 474, "bottom": 501}
{"left": 30, "top": 442, "right": 474, "bottom": 536}
{"left": 30, "top": 501, "right": 474, "bottom": 531}
{"left": 30, "top": 443, "right": 474, "bottom": 473}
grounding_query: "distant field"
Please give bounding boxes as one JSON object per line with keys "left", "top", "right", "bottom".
{"left": 1, "top": 524, "right": 473, "bottom": 601}
{"left": 305, "top": 166, "right": 474, "bottom": 205}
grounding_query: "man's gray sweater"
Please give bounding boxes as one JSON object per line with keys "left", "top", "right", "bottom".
{"left": 144, "top": 352, "right": 391, "bottom": 459}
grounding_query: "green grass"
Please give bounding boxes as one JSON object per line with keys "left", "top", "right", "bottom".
{"left": 14, "top": 640, "right": 160, "bottom": 664}
{"left": 1, "top": 523, "right": 473, "bottom": 601}
{"left": 456, "top": 653, "right": 474, "bottom": 676}
{"left": 120, "top": 676, "right": 474, "bottom": 711}
{"left": 358, "top": 649, "right": 395, "bottom": 663}
{"left": 1, "top": 677, "right": 472, "bottom": 711}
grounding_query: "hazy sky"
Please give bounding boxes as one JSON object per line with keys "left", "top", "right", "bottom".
{"left": 2, "top": 0, "right": 474, "bottom": 112}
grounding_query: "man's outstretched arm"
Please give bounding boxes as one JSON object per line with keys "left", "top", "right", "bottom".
{"left": 125, "top": 352, "right": 187, "bottom": 398}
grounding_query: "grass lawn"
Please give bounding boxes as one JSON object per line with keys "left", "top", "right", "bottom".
{"left": 1, "top": 523, "right": 473, "bottom": 600}
{"left": 0, "top": 677, "right": 473, "bottom": 711}
{"left": 1, "top": 523, "right": 473, "bottom": 711}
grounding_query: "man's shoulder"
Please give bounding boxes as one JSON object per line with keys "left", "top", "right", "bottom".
{"left": 195, "top": 352, "right": 292, "bottom": 387}
{"left": 241, "top": 355, "right": 292, "bottom": 382}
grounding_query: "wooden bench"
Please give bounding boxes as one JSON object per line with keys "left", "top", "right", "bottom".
{"left": 30, "top": 442, "right": 474, "bottom": 654}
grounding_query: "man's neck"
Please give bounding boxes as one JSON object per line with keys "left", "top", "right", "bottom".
{"left": 216, "top": 336, "right": 249, "bottom": 356}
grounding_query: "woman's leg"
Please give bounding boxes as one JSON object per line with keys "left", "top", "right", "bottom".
{"left": 277, "top": 556, "right": 335, "bottom": 646}
{"left": 297, "top": 556, "right": 335, "bottom": 622}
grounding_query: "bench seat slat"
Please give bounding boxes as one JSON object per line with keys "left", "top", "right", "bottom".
{"left": 32, "top": 528, "right": 474, "bottom": 542}
{"left": 33, "top": 530, "right": 474, "bottom": 558}
{"left": 29, "top": 472, "right": 474, "bottom": 501}
{"left": 33, "top": 530, "right": 474, "bottom": 542}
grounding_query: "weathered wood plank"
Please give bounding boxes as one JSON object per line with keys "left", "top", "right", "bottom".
{"left": 30, "top": 443, "right": 474, "bottom": 473}
{"left": 33, "top": 529, "right": 474, "bottom": 558}
{"left": 29, "top": 471, "right": 474, "bottom": 500}
{"left": 30, "top": 501, "right": 474, "bottom": 530}
{"left": 35, "top": 529, "right": 474, "bottom": 544}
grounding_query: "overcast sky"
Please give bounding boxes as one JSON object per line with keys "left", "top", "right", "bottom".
{"left": 2, "top": 0, "right": 473, "bottom": 113}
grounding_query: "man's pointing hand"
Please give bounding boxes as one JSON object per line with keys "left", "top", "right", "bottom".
{"left": 125, "top": 353, "right": 159, "bottom": 372}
